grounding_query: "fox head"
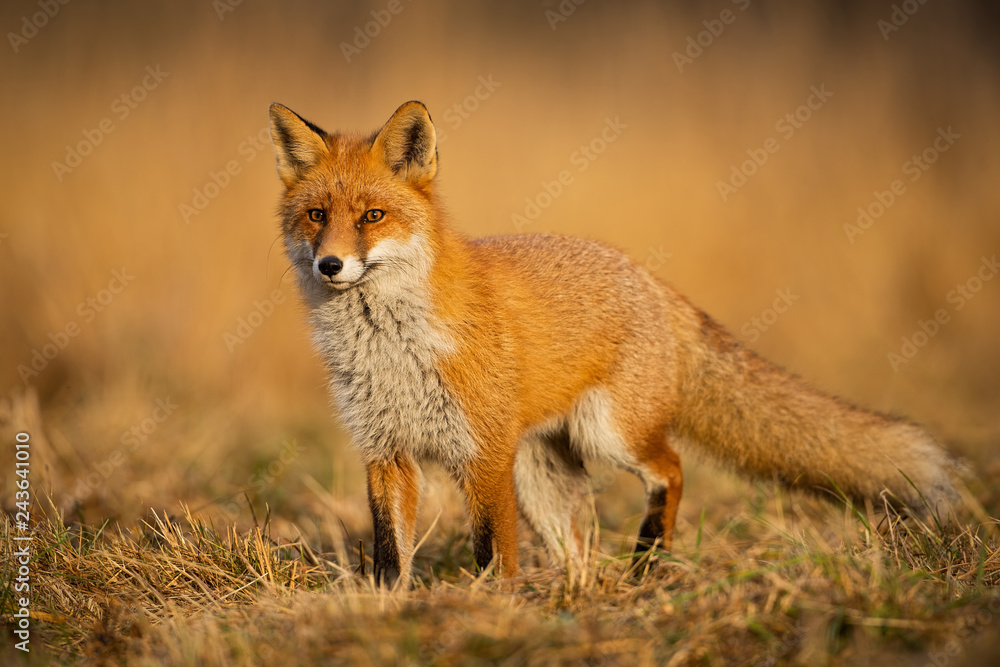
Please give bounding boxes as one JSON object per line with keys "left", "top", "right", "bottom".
{"left": 268, "top": 101, "right": 439, "bottom": 297}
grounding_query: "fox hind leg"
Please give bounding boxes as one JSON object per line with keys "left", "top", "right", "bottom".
{"left": 634, "top": 437, "right": 683, "bottom": 557}
{"left": 514, "top": 429, "right": 590, "bottom": 568}
{"left": 461, "top": 456, "right": 522, "bottom": 577}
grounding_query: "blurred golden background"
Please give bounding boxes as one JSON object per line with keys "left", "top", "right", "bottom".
{"left": 1, "top": 0, "right": 998, "bottom": 550}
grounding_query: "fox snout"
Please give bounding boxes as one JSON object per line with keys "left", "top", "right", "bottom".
{"left": 313, "top": 253, "right": 365, "bottom": 288}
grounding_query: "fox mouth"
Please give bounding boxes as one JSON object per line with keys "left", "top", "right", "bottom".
{"left": 294, "top": 251, "right": 407, "bottom": 292}
{"left": 315, "top": 258, "right": 400, "bottom": 290}
{"left": 319, "top": 266, "right": 389, "bottom": 291}
{"left": 310, "top": 254, "right": 367, "bottom": 288}
{"left": 321, "top": 275, "right": 362, "bottom": 290}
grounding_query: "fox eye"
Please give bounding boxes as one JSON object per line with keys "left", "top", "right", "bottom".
{"left": 364, "top": 209, "right": 384, "bottom": 223}
{"left": 307, "top": 209, "right": 325, "bottom": 223}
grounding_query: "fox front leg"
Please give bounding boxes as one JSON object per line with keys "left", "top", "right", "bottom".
{"left": 365, "top": 455, "right": 421, "bottom": 587}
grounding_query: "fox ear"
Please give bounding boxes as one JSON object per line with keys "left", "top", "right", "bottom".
{"left": 268, "top": 103, "right": 328, "bottom": 187}
{"left": 371, "top": 101, "right": 437, "bottom": 185}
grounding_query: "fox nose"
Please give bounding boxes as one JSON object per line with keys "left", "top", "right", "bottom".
{"left": 317, "top": 256, "right": 343, "bottom": 277}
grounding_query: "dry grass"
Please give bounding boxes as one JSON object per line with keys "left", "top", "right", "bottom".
{"left": 2, "top": 431, "right": 998, "bottom": 665}
{"left": 3, "top": 392, "right": 1000, "bottom": 666}
{"left": 2, "top": 0, "right": 1000, "bottom": 664}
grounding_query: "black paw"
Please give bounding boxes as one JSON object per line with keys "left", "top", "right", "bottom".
{"left": 374, "top": 561, "right": 400, "bottom": 588}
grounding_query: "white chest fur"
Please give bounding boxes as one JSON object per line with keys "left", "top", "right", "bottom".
{"left": 309, "top": 281, "right": 477, "bottom": 469}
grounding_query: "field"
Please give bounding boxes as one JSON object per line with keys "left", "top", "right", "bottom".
{"left": 2, "top": 0, "right": 1000, "bottom": 664}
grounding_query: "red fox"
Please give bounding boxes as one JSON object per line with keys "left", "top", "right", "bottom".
{"left": 268, "top": 101, "right": 956, "bottom": 587}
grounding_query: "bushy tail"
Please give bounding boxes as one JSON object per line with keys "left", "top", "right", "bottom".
{"left": 673, "top": 310, "right": 956, "bottom": 509}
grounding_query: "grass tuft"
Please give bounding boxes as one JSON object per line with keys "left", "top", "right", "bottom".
{"left": 3, "top": 483, "right": 998, "bottom": 665}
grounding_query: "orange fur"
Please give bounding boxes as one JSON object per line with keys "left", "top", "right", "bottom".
{"left": 269, "top": 101, "right": 956, "bottom": 587}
